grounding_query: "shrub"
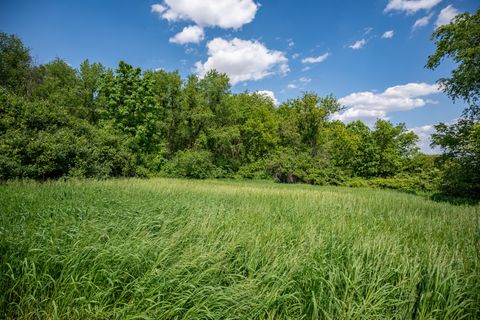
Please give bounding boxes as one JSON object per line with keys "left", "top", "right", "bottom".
{"left": 0, "top": 90, "right": 137, "bottom": 179}
{"left": 345, "top": 177, "right": 370, "bottom": 188}
{"left": 366, "top": 172, "right": 440, "bottom": 193}
{"left": 162, "top": 150, "right": 221, "bottom": 179}
{"left": 236, "top": 160, "right": 270, "bottom": 179}
{"left": 266, "top": 148, "right": 348, "bottom": 185}
{"left": 438, "top": 159, "right": 480, "bottom": 198}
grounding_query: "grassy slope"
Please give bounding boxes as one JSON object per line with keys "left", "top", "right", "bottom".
{"left": 1, "top": 178, "right": 479, "bottom": 319}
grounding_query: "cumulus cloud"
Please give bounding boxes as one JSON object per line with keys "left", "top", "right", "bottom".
{"left": 384, "top": 0, "right": 442, "bottom": 14}
{"left": 381, "top": 83, "right": 440, "bottom": 97}
{"left": 382, "top": 30, "right": 395, "bottom": 38}
{"left": 334, "top": 83, "right": 441, "bottom": 124}
{"left": 195, "top": 38, "right": 289, "bottom": 85}
{"left": 256, "top": 90, "right": 279, "bottom": 105}
{"left": 302, "top": 53, "right": 330, "bottom": 64}
{"left": 151, "top": 0, "right": 258, "bottom": 29}
{"left": 435, "top": 5, "right": 460, "bottom": 28}
{"left": 151, "top": 4, "right": 167, "bottom": 14}
{"left": 333, "top": 109, "right": 387, "bottom": 125}
{"left": 169, "top": 25, "right": 204, "bottom": 44}
{"left": 287, "top": 84, "right": 297, "bottom": 89}
{"left": 412, "top": 13, "right": 433, "bottom": 30}
{"left": 349, "top": 39, "right": 367, "bottom": 50}
{"left": 299, "top": 77, "right": 311, "bottom": 83}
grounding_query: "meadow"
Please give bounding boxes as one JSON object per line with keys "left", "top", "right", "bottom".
{"left": 1, "top": 178, "right": 479, "bottom": 319}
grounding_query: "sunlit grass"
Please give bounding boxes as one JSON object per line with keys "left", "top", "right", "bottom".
{"left": 1, "top": 178, "right": 479, "bottom": 319}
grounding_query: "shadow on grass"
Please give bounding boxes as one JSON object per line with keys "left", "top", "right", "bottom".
{"left": 429, "top": 192, "right": 480, "bottom": 206}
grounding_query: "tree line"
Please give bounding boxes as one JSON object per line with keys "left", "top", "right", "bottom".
{"left": 0, "top": 10, "right": 478, "bottom": 198}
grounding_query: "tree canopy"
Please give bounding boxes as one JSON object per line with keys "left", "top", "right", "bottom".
{"left": 426, "top": 10, "right": 480, "bottom": 197}
{"left": 426, "top": 9, "right": 480, "bottom": 115}
{"left": 0, "top": 31, "right": 466, "bottom": 197}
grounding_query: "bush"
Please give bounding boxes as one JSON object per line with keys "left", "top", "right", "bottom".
{"left": 437, "top": 159, "right": 480, "bottom": 198}
{"left": 303, "top": 166, "right": 348, "bottom": 186}
{"left": 345, "top": 177, "right": 370, "bottom": 188}
{"left": 0, "top": 123, "right": 137, "bottom": 180}
{"left": 0, "top": 90, "right": 137, "bottom": 179}
{"left": 236, "top": 160, "right": 270, "bottom": 179}
{"left": 266, "top": 149, "right": 347, "bottom": 185}
{"left": 365, "top": 172, "right": 440, "bottom": 193}
{"left": 162, "top": 150, "right": 222, "bottom": 179}
{"left": 266, "top": 149, "right": 309, "bottom": 183}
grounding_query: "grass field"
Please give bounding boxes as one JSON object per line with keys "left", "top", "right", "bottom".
{"left": 1, "top": 178, "right": 479, "bottom": 319}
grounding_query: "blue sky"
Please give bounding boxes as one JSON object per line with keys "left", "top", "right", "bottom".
{"left": 1, "top": 0, "right": 478, "bottom": 152}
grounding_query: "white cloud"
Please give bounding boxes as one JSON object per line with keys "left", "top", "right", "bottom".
{"left": 299, "top": 77, "right": 311, "bottom": 83}
{"left": 349, "top": 39, "right": 367, "bottom": 50}
{"left": 334, "top": 83, "right": 441, "bottom": 124}
{"left": 151, "top": 0, "right": 258, "bottom": 29}
{"left": 256, "top": 90, "right": 279, "bottom": 105}
{"left": 382, "top": 30, "right": 395, "bottom": 38}
{"left": 288, "top": 40, "right": 295, "bottom": 47}
{"left": 382, "top": 83, "right": 440, "bottom": 97}
{"left": 185, "top": 47, "right": 198, "bottom": 54}
{"left": 410, "top": 124, "right": 439, "bottom": 154}
{"left": 363, "top": 27, "right": 374, "bottom": 35}
{"left": 151, "top": 4, "right": 167, "bottom": 14}
{"left": 384, "top": 0, "right": 442, "bottom": 14}
{"left": 292, "top": 53, "right": 300, "bottom": 59}
{"left": 195, "top": 38, "right": 289, "bottom": 85}
{"left": 287, "top": 84, "right": 297, "bottom": 89}
{"left": 412, "top": 13, "right": 433, "bottom": 30}
{"left": 302, "top": 53, "right": 330, "bottom": 64}
{"left": 169, "top": 25, "right": 204, "bottom": 44}
{"left": 334, "top": 108, "right": 387, "bottom": 125}
{"left": 302, "top": 66, "right": 311, "bottom": 72}
{"left": 435, "top": 5, "right": 460, "bottom": 28}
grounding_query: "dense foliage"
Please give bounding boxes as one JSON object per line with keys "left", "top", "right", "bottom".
{"left": 0, "top": 30, "right": 475, "bottom": 197}
{"left": 426, "top": 9, "right": 480, "bottom": 197}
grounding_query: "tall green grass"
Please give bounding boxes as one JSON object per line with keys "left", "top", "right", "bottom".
{"left": 1, "top": 179, "right": 479, "bottom": 319}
